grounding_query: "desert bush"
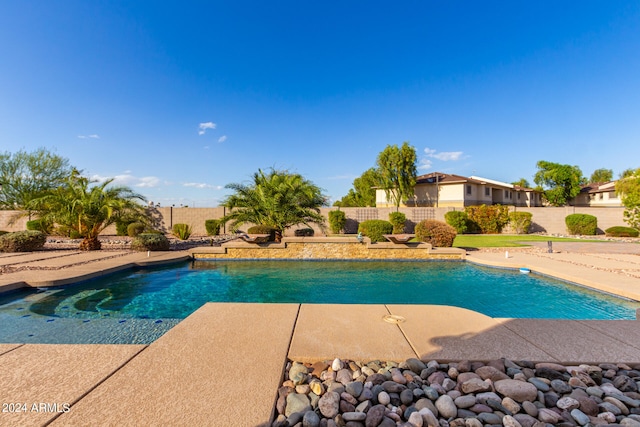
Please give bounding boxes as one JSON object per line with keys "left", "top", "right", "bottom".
{"left": 415, "top": 219, "right": 457, "bottom": 247}
{"left": 465, "top": 204, "right": 510, "bottom": 234}
{"left": 0, "top": 231, "right": 8, "bottom": 236}
{"left": 205, "top": 219, "right": 221, "bottom": 236}
{"left": 172, "top": 223, "right": 192, "bottom": 240}
{"left": 116, "top": 219, "right": 137, "bottom": 236}
{"left": 26, "top": 219, "right": 52, "bottom": 234}
{"left": 388, "top": 212, "right": 407, "bottom": 234}
{"left": 508, "top": 212, "right": 533, "bottom": 234}
{"left": 127, "top": 222, "right": 146, "bottom": 237}
{"left": 565, "top": 213, "right": 597, "bottom": 235}
{"left": 444, "top": 211, "right": 469, "bottom": 234}
{"left": 0, "top": 230, "right": 46, "bottom": 252}
{"left": 52, "top": 225, "right": 80, "bottom": 239}
{"left": 131, "top": 233, "right": 170, "bottom": 251}
{"left": 294, "top": 228, "right": 314, "bottom": 237}
{"left": 604, "top": 226, "right": 639, "bottom": 238}
{"left": 247, "top": 225, "right": 278, "bottom": 241}
{"left": 358, "top": 219, "right": 393, "bottom": 243}
{"left": 328, "top": 210, "right": 347, "bottom": 234}
{"left": 115, "top": 221, "right": 128, "bottom": 236}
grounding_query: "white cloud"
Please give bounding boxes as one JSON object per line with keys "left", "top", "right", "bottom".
{"left": 136, "top": 176, "right": 161, "bottom": 188}
{"left": 198, "top": 122, "right": 216, "bottom": 135}
{"left": 434, "top": 151, "right": 463, "bottom": 161}
{"left": 423, "top": 147, "right": 464, "bottom": 161}
{"left": 183, "top": 182, "right": 223, "bottom": 190}
{"left": 91, "top": 173, "right": 161, "bottom": 188}
{"left": 78, "top": 134, "right": 100, "bottom": 139}
{"left": 217, "top": 135, "right": 227, "bottom": 143}
{"left": 418, "top": 159, "right": 433, "bottom": 170}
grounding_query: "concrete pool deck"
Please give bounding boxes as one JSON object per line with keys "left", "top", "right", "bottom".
{"left": 0, "top": 242, "right": 639, "bottom": 426}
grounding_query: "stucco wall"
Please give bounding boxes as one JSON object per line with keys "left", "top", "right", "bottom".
{"left": 0, "top": 211, "right": 28, "bottom": 232}
{"left": 0, "top": 206, "right": 628, "bottom": 236}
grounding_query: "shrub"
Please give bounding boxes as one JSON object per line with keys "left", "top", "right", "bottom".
{"left": 605, "top": 226, "right": 639, "bottom": 238}
{"left": 115, "top": 221, "right": 128, "bottom": 236}
{"left": 444, "top": 211, "right": 469, "bottom": 234}
{"left": 415, "top": 220, "right": 457, "bottom": 247}
{"left": 127, "top": 222, "right": 146, "bottom": 237}
{"left": 294, "top": 228, "right": 314, "bottom": 237}
{"left": 565, "top": 213, "right": 597, "bottom": 235}
{"left": 508, "top": 212, "right": 533, "bottom": 234}
{"left": 358, "top": 219, "right": 393, "bottom": 243}
{"left": 388, "top": 212, "right": 407, "bottom": 234}
{"left": 131, "top": 233, "right": 171, "bottom": 251}
{"left": 247, "top": 225, "right": 278, "bottom": 241}
{"left": 172, "top": 223, "right": 192, "bottom": 240}
{"left": 328, "top": 210, "right": 347, "bottom": 234}
{"left": 0, "top": 230, "right": 46, "bottom": 252}
{"left": 465, "top": 205, "right": 510, "bottom": 234}
{"left": 26, "top": 219, "right": 52, "bottom": 234}
{"left": 53, "top": 225, "right": 83, "bottom": 239}
{"left": 205, "top": 219, "right": 221, "bottom": 236}
{"left": 116, "top": 219, "right": 137, "bottom": 236}
{"left": 0, "top": 230, "right": 8, "bottom": 236}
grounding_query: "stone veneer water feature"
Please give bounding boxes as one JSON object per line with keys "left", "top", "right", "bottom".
{"left": 191, "top": 236, "right": 466, "bottom": 260}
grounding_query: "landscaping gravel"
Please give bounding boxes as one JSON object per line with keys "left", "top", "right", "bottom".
{"left": 274, "top": 357, "right": 640, "bottom": 427}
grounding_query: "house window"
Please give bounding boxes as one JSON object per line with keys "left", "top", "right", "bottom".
{"left": 517, "top": 193, "right": 521, "bottom": 200}
{"left": 485, "top": 188, "right": 490, "bottom": 196}
{"left": 466, "top": 185, "right": 472, "bottom": 195}
{"left": 504, "top": 190, "right": 508, "bottom": 198}
{"left": 608, "top": 191, "right": 617, "bottom": 198}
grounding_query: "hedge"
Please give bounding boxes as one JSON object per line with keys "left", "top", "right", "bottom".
{"left": 415, "top": 220, "right": 457, "bottom": 247}
{"left": 604, "top": 226, "right": 639, "bottom": 237}
{"left": 465, "top": 205, "right": 509, "bottom": 234}
{"left": 444, "top": 211, "right": 469, "bottom": 234}
{"left": 508, "top": 212, "right": 533, "bottom": 234}
{"left": 328, "top": 210, "right": 347, "bottom": 234}
{"left": 205, "top": 219, "right": 222, "bottom": 236}
{"left": 565, "top": 213, "right": 597, "bottom": 235}
{"left": 388, "top": 212, "right": 406, "bottom": 234}
{"left": 0, "top": 230, "right": 46, "bottom": 252}
{"left": 358, "top": 220, "right": 393, "bottom": 243}
{"left": 131, "top": 233, "right": 171, "bottom": 251}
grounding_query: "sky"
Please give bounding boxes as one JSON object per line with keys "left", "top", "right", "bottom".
{"left": 1, "top": 1, "right": 639, "bottom": 207}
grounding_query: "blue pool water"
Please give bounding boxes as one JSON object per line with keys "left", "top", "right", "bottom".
{"left": 0, "top": 260, "right": 638, "bottom": 344}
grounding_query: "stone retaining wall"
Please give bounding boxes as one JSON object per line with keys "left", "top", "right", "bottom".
{"left": 192, "top": 237, "right": 466, "bottom": 260}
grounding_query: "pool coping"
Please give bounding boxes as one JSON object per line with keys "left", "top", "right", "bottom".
{"left": 1, "top": 247, "right": 640, "bottom": 425}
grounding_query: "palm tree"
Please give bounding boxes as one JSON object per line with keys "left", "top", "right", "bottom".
{"left": 221, "top": 169, "right": 326, "bottom": 241}
{"left": 28, "top": 172, "right": 147, "bottom": 250}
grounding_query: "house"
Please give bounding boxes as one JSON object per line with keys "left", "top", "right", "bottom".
{"left": 375, "top": 172, "right": 543, "bottom": 208}
{"left": 570, "top": 181, "right": 622, "bottom": 207}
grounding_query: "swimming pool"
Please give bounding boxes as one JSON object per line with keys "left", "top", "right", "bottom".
{"left": 0, "top": 260, "right": 638, "bottom": 344}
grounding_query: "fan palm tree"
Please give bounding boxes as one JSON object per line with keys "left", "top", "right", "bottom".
{"left": 221, "top": 169, "right": 326, "bottom": 241}
{"left": 28, "top": 172, "right": 147, "bottom": 250}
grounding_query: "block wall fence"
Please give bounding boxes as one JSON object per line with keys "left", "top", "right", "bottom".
{"left": 0, "top": 206, "right": 628, "bottom": 237}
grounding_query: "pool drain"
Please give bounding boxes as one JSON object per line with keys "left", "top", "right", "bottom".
{"left": 382, "top": 314, "right": 406, "bottom": 324}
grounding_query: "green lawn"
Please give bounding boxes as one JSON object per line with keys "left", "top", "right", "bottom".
{"left": 453, "top": 234, "right": 603, "bottom": 248}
